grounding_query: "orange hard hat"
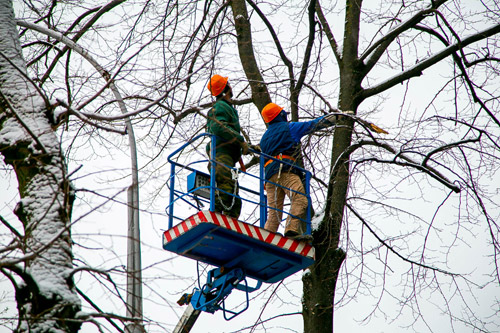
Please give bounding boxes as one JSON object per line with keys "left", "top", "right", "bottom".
{"left": 207, "top": 74, "right": 229, "bottom": 96}
{"left": 261, "top": 102, "right": 284, "bottom": 123}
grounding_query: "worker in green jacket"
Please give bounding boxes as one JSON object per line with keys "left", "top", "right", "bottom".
{"left": 206, "top": 74, "right": 249, "bottom": 218}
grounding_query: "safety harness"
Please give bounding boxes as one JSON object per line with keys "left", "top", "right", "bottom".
{"left": 264, "top": 153, "right": 296, "bottom": 179}
{"left": 264, "top": 153, "right": 296, "bottom": 167}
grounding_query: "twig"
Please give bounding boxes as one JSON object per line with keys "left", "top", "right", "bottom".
{"left": 347, "top": 203, "right": 458, "bottom": 275}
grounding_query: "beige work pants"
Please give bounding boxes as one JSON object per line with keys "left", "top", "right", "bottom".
{"left": 264, "top": 172, "right": 308, "bottom": 234}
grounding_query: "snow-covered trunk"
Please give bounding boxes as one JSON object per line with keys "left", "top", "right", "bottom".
{"left": 0, "top": 1, "right": 81, "bottom": 331}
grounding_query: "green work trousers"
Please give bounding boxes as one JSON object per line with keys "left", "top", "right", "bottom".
{"left": 208, "top": 152, "right": 242, "bottom": 219}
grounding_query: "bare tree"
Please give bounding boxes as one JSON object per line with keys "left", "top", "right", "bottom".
{"left": 2, "top": 0, "right": 500, "bottom": 332}
{"left": 224, "top": 0, "right": 500, "bottom": 332}
{"left": 2, "top": 0, "right": 255, "bottom": 331}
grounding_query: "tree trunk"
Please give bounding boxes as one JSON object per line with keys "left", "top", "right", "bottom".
{"left": 302, "top": 0, "right": 363, "bottom": 331}
{"left": 0, "top": 0, "right": 81, "bottom": 331}
{"left": 230, "top": 0, "right": 272, "bottom": 112}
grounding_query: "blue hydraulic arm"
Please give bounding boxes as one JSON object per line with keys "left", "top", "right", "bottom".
{"left": 190, "top": 267, "right": 262, "bottom": 321}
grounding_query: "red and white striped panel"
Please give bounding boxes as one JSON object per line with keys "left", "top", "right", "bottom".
{"left": 163, "top": 210, "right": 315, "bottom": 259}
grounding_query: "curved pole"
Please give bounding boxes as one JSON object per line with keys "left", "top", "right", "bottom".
{"left": 17, "top": 21, "right": 144, "bottom": 331}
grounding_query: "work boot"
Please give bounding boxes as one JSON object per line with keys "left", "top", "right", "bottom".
{"left": 285, "top": 230, "right": 313, "bottom": 242}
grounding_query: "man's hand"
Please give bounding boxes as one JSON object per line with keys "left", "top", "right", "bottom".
{"left": 324, "top": 110, "right": 355, "bottom": 124}
{"left": 241, "top": 141, "right": 250, "bottom": 155}
{"left": 250, "top": 144, "right": 261, "bottom": 152}
{"left": 324, "top": 114, "right": 338, "bottom": 123}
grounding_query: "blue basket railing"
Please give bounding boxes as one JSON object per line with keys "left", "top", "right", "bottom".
{"left": 166, "top": 133, "right": 312, "bottom": 234}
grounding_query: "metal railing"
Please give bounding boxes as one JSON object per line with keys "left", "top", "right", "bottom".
{"left": 166, "top": 133, "right": 312, "bottom": 234}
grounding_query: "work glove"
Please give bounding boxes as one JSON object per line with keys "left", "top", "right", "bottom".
{"left": 250, "top": 144, "right": 261, "bottom": 152}
{"left": 324, "top": 114, "right": 340, "bottom": 123}
{"left": 325, "top": 110, "right": 355, "bottom": 123}
{"left": 241, "top": 141, "right": 250, "bottom": 155}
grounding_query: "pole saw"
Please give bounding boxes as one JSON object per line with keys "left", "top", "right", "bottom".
{"left": 325, "top": 110, "right": 389, "bottom": 134}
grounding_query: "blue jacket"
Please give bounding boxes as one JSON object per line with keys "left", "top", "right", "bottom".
{"left": 259, "top": 111, "right": 333, "bottom": 180}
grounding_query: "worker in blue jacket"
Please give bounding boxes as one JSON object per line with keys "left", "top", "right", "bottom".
{"left": 259, "top": 102, "right": 349, "bottom": 240}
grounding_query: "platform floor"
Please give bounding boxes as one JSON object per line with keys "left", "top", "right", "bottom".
{"left": 163, "top": 210, "right": 315, "bottom": 283}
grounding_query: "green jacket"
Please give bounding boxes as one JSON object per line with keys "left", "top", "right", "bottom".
{"left": 206, "top": 99, "right": 244, "bottom": 161}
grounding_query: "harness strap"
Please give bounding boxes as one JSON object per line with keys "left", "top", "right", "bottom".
{"left": 264, "top": 154, "right": 296, "bottom": 168}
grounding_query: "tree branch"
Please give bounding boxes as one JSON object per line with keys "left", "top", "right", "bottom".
{"left": 360, "top": 23, "right": 500, "bottom": 101}
{"left": 39, "top": 0, "right": 126, "bottom": 84}
{"left": 0, "top": 218, "right": 73, "bottom": 268}
{"left": 347, "top": 203, "right": 458, "bottom": 275}
{"left": 412, "top": 19, "right": 500, "bottom": 128}
{"left": 245, "top": 0, "right": 294, "bottom": 81}
{"left": 422, "top": 135, "right": 481, "bottom": 167}
{"left": 230, "top": 0, "right": 272, "bottom": 112}
{"left": 291, "top": 0, "right": 317, "bottom": 118}
{"left": 24, "top": 5, "right": 100, "bottom": 67}
{"left": 360, "top": 1, "right": 448, "bottom": 70}
{"left": 0, "top": 215, "right": 23, "bottom": 240}
{"left": 55, "top": 100, "right": 126, "bottom": 134}
{"left": 331, "top": 139, "right": 461, "bottom": 193}
{"left": 315, "top": 1, "right": 341, "bottom": 64}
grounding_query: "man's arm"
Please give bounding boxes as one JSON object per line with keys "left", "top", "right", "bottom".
{"left": 288, "top": 111, "right": 354, "bottom": 142}
{"left": 207, "top": 105, "right": 244, "bottom": 143}
{"left": 288, "top": 116, "right": 327, "bottom": 142}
